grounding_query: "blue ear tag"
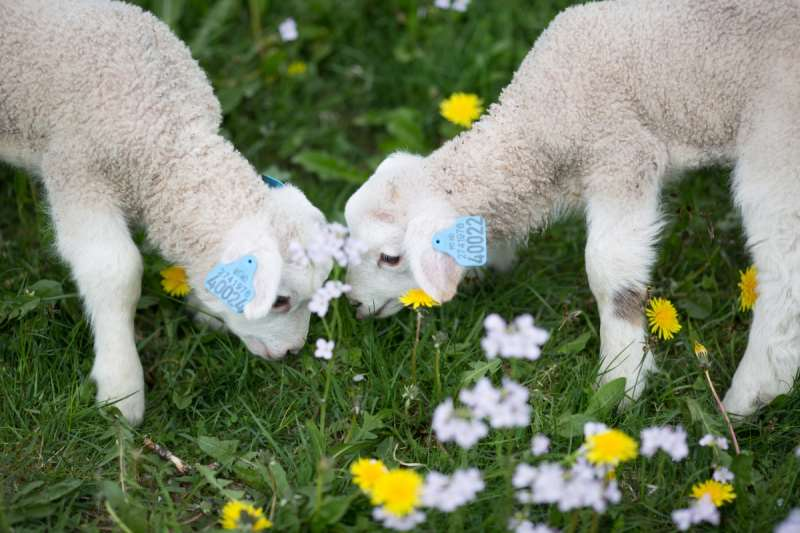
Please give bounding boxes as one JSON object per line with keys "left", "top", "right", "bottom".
{"left": 432, "top": 216, "right": 488, "bottom": 267}
{"left": 262, "top": 175, "right": 285, "bottom": 188}
{"left": 204, "top": 255, "right": 258, "bottom": 314}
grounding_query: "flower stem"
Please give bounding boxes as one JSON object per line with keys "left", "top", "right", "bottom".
{"left": 411, "top": 311, "right": 422, "bottom": 382}
{"left": 703, "top": 368, "right": 741, "bottom": 455}
{"left": 566, "top": 511, "right": 579, "bottom": 533}
{"left": 590, "top": 512, "right": 600, "bottom": 533}
{"left": 433, "top": 340, "right": 442, "bottom": 401}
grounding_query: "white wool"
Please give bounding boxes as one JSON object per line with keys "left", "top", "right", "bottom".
{"left": 0, "top": 0, "right": 331, "bottom": 424}
{"left": 345, "top": 0, "right": 800, "bottom": 414}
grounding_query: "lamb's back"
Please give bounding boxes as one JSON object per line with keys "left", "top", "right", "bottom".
{"left": 0, "top": 0, "right": 221, "bottom": 172}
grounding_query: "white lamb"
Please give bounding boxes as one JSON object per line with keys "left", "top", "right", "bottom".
{"left": 344, "top": 0, "right": 800, "bottom": 416}
{"left": 0, "top": 0, "right": 332, "bottom": 424}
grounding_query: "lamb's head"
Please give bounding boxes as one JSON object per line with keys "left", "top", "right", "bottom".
{"left": 191, "top": 185, "right": 332, "bottom": 359}
{"left": 345, "top": 152, "right": 466, "bottom": 318}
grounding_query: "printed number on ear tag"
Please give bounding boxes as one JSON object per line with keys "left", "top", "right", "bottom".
{"left": 205, "top": 255, "right": 258, "bottom": 314}
{"left": 431, "top": 216, "right": 488, "bottom": 267}
{"left": 262, "top": 175, "right": 285, "bottom": 188}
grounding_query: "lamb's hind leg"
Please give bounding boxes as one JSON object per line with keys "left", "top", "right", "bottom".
{"left": 48, "top": 183, "right": 146, "bottom": 424}
{"left": 723, "top": 119, "right": 800, "bottom": 416}
{"left": 584, "top": 138, "right": 667, "bottom": 401}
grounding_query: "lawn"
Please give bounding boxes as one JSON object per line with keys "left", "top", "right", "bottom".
{"left": 1, "top": 1, "right": 798, "bottom": 531}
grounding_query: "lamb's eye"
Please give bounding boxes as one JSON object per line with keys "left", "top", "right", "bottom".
{"left": 272, "top": 295, "right": 291, "bottom": 311}
{"left": 379, "top": 253, "right": 401, "bottom": 267}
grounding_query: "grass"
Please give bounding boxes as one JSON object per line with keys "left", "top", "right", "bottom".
{"left": 1, "top": 0, "right": 798, "bottom": 531}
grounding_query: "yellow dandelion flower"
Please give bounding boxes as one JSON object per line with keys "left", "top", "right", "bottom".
{"left": 350, "top": 458, "right": 388, "bottom": 494}
{"left": 160, "top": 265, "right": 191, "bottom": 297}
{"left": 399, "top": 288, "right": 440, "bottom": 310}
{"left": 645, "top": 297, "right": 682, "bottom": 340}
{"left": 738, "top": 265, "right": 758, "bottom": 312}
{"left": 691, "top": 479, "right": 736, "bottom": 507}
{"left": 370, "top": 469, "right": 423, "bottom": 517}
{"left": 220, "top": 500, "right": 272, "bottom": 531}
{"left": 440, "top": 92, "right": 483, "bottom": 128}
{"left": 585, "top": 429, "right": 639, "bottom": 467}
{"left": 287, "top": 60, "right": 307, "bottom": 76}
{"left": 693, "top": 341, "right": 708, "bottom": 357}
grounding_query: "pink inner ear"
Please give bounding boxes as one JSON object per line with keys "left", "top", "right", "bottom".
{"left": 418, "top": 247, "right": 462, "bottom": 303}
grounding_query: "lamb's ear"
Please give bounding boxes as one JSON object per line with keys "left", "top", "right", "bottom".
{"left": 217, "top": 225, "right": 283, "bottom": 321}
{"left": 241, "top": 244, "right": 282, "bottom": 321}
{"left": 405, "top": 216, "right": 464, "bottom": 303}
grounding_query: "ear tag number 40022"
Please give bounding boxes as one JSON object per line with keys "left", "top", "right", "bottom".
{"left": 432, "top": 216, "right": 487, "bottom": 267}
{"left": 205, "top": 255, "right": 258, "bottom": 314}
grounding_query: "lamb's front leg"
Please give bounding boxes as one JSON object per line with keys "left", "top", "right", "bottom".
{"left": 584, "top": 164, "right": 664, "bottom": 401}
{"left": 50, "top": 193, "right": 146, "bottom": 425}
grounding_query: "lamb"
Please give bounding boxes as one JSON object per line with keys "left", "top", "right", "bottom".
{"left": 0, "top": 0, "right": 332, "bottom": 425}
{"left": 344, "top": 0, "right": 800, "bottom": 416}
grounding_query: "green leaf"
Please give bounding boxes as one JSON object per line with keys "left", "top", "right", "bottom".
{"left": 384, "top": 108, "right": 426, "bottom": 153}
{"left": 196, "top": 436, "right": 240, "bottom": 467}
{"left": 189, "top": 0, "right": 239, "bottom": 57}
{"left": 677, "top": 293, "right": 712, "bottom": 320}
{"left": 196, "top": 464, "right": 245, "bottom": 500}
{"left": 585, "top": 378, "right": 626, "bottom": 417}
{"left": 459, "top": 359, "right": 501, "bottom": 387}
{"left": 99, "top": 481, "right": 149, "bottom": 533}
{"left": 12, "top": 478, "right": 82, "bottom": 508}
{"left": 314, "top": 494, "right": 356, "bottom": 527}
{"left": 350, "top": 412, "right": 384, "bottom": 443}
{"left": 556, "top": 331, "right": 593, "bottom": 355}
{"left": 556, "top": 412, "right": 592, "bottom": 438}
{"left": 292, "top": 151, "right": 367, "bottom": 184}
{"left": 136, "top": 295, "right": 159, "bottom": 310}
{"left": 28, "top": 279, "right": 63, "bottom": 298}
{"left": 684, "top": 398, "right": 726, "bottom": 435}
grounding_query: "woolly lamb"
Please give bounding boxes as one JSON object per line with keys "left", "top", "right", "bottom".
{"left": 344, "top": 0, "right": 800, "bottom": 416}
{"left": 0, "top": 0, "right": 332, "bottom": 424}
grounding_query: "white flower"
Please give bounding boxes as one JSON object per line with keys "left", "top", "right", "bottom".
{"left": 671, "top": 508, "right": 693, "bottom": 531}
{"left": 671, "top": 495, "right": 720, "bottom": 531}
{"left": 775, "top": 509, "right": 800, "bottom": 533}
{"left": 713, "top": 466, "right": 735, "bottom": 483}
{"left": 508, "top": 519, "right": 559, "bottom": 533}
{"left": 514, "top": 458, "right": 619, "bottom": 514}
{"left": 342, "top": 237, "right": 368, "bottom": 266}
{"left": 308, "top": 280, "right": 352, "bottom": 317}
{"left": 422, "top": 468, "right": 484, "bottom": 512}
{"left": 458, "top": 377, "right": 501, "bottom": 418}
{"left": 531, "top": 434, "right": 550, "bottom": 456}
{"left": 459, "top": 377, "right": 531, "bottom": 429}
{"left": 434, "top": 0, "right": 470, "bottom": 11}
{"left": 489, "top": 378, "right": 531, "bottom": 428}
{"left": 432, "top": 398, "right": 488, "bottom": 449}
{"left": 699, "top": 434, "right": 729, "bottom": 450}
{"left": 278, "top": 18, "right": 298, "bottom": 41}
{"left": 583, "top": 422, "right": 608, "bottom": 437}
{"left": 372, "top": 507, "right": 426, "bottom": 531}
{"left": 513, "top": 462, "right": 565, "bottom": 505}
{"left": 303, "top": 223, "right": 365, "bottom": 267}
{"left": 640, "top": 425, "right": 689, "bottom": 461}
{"left": 795, "top": 445, "right": 800, "bottom": 458}
{"left": 288, "top": 240, "right": 310, "bottom": 267}
{"left": 314, "top": 338, "right": 334, "bottom": 360}
{"left": 481, "top": 313, "right": 549, "bottom": 361}
{"left": 353, "top": 373, "right": 366, "bottom": 382}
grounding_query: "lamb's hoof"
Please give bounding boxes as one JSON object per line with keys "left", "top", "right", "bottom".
{"left": 97, "top": 387, "right": 145, "bottom": 426}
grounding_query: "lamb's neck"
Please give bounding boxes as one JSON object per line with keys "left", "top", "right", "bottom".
{"left": 424, "top": 109, "right": 567, "bottom": 243}
{"left": 139, "top": 135, "right": 268, "bottom": 278}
